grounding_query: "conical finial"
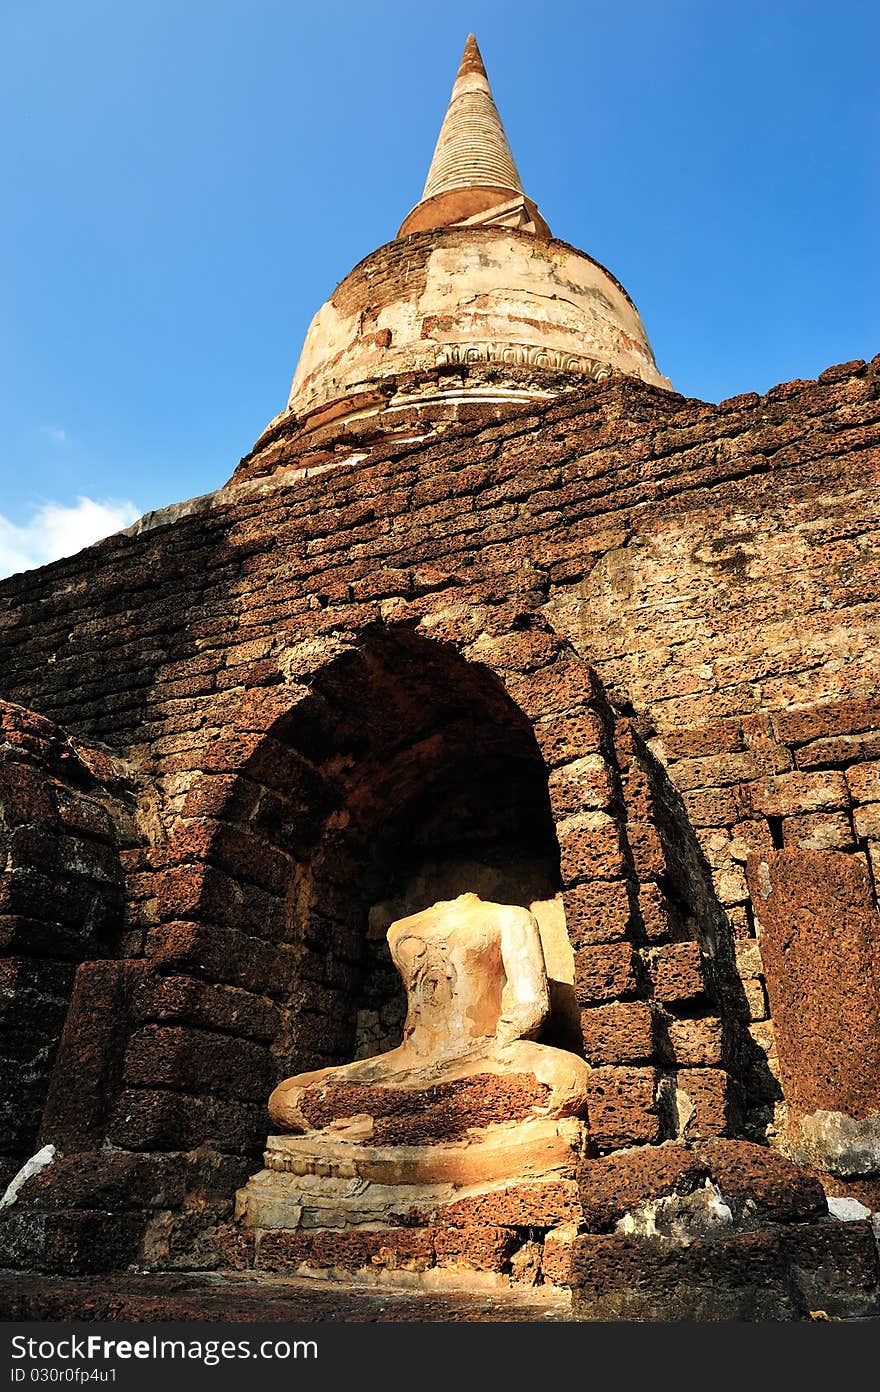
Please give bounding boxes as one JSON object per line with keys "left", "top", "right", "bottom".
{"left": 398, "top": 35, "right": 550, "bottom": 238}
{"left": 421, "top": 34, "right": 524, "bottom": 201}
{"left": 457, "top": 33, "right": 487, "bottom": 79}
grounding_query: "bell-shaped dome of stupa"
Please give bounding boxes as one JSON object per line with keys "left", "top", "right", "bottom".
{"left": 281, "top": 35, "right": 671, "bottom": 440}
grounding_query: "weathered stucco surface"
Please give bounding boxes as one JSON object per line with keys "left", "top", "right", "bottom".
{"left": 287, "top": 228, "right": 670, "bottom": 426}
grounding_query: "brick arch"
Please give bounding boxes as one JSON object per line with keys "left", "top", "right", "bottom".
{"left": 127, "top": 624, "right": 759, "bottom": 1165}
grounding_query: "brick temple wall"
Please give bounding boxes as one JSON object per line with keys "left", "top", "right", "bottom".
{"left": 0, "top": 355, "right": 878, "bottom": 1269}
{"left": 2, "top": 359, "right": 876, "bottom": 763}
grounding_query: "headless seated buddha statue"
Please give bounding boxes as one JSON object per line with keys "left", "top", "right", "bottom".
{"left": 269, "top": 892, "right": 590, "bottom": 1138}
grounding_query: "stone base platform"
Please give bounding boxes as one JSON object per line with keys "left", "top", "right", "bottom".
{"left": 569, "top": 1140, "right": 880, "bottom": 1320}
{"left": 569, "top": 1221, "right": 880, "bottom": 1321}
{"left": 230, "top": 1132, "right": 880, "bottom": 1317}
{"left": 235, "top": 1118, "right": 586, "bottom": 1288}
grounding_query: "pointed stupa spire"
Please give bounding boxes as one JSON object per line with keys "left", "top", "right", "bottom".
{"left": 421, "top": 34, "right": 524, "bottom": 201}
{"left": 398, "top": 35, "right": 550, "bottom": 238}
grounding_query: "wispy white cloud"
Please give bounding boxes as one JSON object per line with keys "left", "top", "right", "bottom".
{"left": 0, "top": 496, "right": 141, "bottom": 579}
{"left": 40, "top": 426, "right": 67, "bottom": 444}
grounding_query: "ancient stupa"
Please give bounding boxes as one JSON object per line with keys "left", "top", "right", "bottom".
{"left": 236, "top": 33, "right": 670, "bottom": 492}
{"left": 0, "top": 35, "right": 878, "bottom": 1322}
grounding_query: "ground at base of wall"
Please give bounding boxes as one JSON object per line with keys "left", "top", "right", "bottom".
{"left": 0, "top": 1270, "right": 571, "bottom": 1322}
{"left": 1, "top": 1269, "right": 879, "bottom": 1323}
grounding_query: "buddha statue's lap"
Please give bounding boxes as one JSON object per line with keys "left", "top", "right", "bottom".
{"left": 269, "top": 892, "right": 590, "bottom": 1134}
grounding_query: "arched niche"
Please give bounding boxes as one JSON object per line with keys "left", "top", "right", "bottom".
{"left": 230, "top": 627, "right": 573, "bottom": 1078}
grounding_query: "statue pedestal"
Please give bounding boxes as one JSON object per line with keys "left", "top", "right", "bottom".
{"left": 235, "top": 1117, "right": 586, "bottom": 1288}
{"left": 240, "top": 895, "right": 592, "bottom": 1287}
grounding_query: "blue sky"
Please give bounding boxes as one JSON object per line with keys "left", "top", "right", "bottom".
{"left": 0, "top": 0, "right": 877, "bottom": 574}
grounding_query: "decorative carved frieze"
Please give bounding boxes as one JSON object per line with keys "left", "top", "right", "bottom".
{"left": 435, "top": 341, "right": 613, "bottom": 378}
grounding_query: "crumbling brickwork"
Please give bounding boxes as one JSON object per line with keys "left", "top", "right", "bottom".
{"left": 0, "top": 701, "right": 132, "bottom": 1187}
